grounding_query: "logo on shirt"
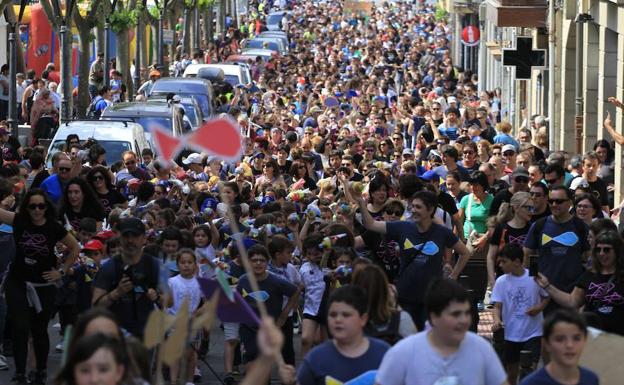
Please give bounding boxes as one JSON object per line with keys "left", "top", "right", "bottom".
{"left": 403, "top": 239, "right": 440, "bottom": 255}
{"left": 541, "top": 232, "right": 578, "bottom": 247}
{"left": 241, "top": 288, "right": 269, "bottom": 302}
{"left": 325, "top": 370, "right": 377, "bottom": 385}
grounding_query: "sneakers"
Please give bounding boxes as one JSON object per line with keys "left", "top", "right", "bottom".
{"left": 193, "top": 366, "right": 202, "bottom": 383}
{"left": 27, "top": 370, "right": 46, "bottom": 385}
{"left": 12, "top": 373, "right": 27, "bottom": 385}
{"left": 0, "top": 354, "right": 9, "bottom": 370}
{"left": 223, "top": 372, "right": 235, "bottom": 385}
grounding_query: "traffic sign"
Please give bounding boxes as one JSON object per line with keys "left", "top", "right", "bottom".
{"left": 461, "top": 25, "right": 480, "bottom": 47}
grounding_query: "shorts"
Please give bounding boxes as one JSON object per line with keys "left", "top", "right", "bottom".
{"left": 223, "top": 322, "right": 240, "bottom": 341}
{"left": 503, "top": 336, "right": 541, "bottom": 364}
{"left": 303, "top": 312, "right": 326, "bottom": 325}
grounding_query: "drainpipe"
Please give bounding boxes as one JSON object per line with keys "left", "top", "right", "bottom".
{"left": 575, "top": 10, "right": 584, "bottom": 154}
{"left": 548, "top": 0, "right": 556, "bottom": 150}
{"left": 478, "top": 2, "right": 486, "bottom": 93}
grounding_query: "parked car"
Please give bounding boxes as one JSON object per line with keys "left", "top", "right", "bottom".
{"left": 148, "top": 77, "right": 216, "bottom": 118}
{"left": 183, "top": 63, "right": 252, "bottom": 86}
{"left": 242, "top": 38, "right": 287, "bottom": 55}
{"left": 46, "top": 120, "right": 151, "bottom": 168}
{"left": 266, "top": 11, "right": 290, "bottom": 31}
{"left": 100, "top": 100, "right": 192, "bottom": 141}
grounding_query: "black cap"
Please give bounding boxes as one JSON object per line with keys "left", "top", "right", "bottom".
{"left": 118, "top": 217, "right": 146, "bottom": 236}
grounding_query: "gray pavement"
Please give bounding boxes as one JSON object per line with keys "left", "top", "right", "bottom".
{"left": 0, "top": 317, "right": 302, "bottom": 385}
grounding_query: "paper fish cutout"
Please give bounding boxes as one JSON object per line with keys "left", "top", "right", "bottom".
{"left": 335, "top": 265, "right": 352, "bottom": 278}
{"left": 215, "top": 268, "right": 235, "bottom": 302}
{"left": 415, "top": 241, "right": 440, "bottom": 255}
{"left": 197, "top": 278, "right": 261, "bottom": 326}
{"left": 325, "top": 370, "right": 377, "bottom": 385}
{"left": 161, "top": 299, "right": 189, "bottom": 366}
{"left": 186, "top": 118, "right": 243, "bottom": 162}
{"left": 242, "top": 288, "right": 270, "bottom": 302}
{"left": 404, "top": 238, "right": 415, "bottom": 250}
{"left": 151, "top": 125, "right": 183, "bottom": 161}
{"left": 541, "top": 232, "right": 579, "bottom": 247}
{"left": 143, "top": 309, "right": 176, "bottom": 349}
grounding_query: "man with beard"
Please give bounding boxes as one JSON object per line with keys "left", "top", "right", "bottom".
{"left": 92, "top": 218, "right": 161, "bottom": 337}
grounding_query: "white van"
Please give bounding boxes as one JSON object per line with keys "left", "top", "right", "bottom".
{"left": 183, "top": 63, "right": 252, "bottom": 86}
{"left": 46, "top": 120, "right": 151, "bottom": 168}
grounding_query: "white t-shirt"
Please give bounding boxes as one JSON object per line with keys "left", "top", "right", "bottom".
{"left": 376, "top": 331, "right": 507, "bottom": 385}
{"left": 490, "top": 269, "right": 547, "bottom": 342}
{"left": 299, "top": 261, "right": 326, "bottom": 316}
{"left": 167, "top": 274, "right": 202, "bottom": 315}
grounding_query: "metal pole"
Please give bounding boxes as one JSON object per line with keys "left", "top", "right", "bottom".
{"left": 158, "top": 11, "right": 164, "bottom": 68}
{"left": 7, "top": 23, "right": 17, "bottom": 131}
{"left": 548, "top": 0, "right": 556, "bottom": 149}
{"left": 134, "top": 18, "right": 142, "bottom": 96}
{"left": 574, "top": 15, "right": 583, "bottom": 154}
{"left": 193, "top": 6, "right": 200, "bottom": 53}
{"left": 183, "top": 8, "right": 189, "bottom": 56}
{"left": 60, "top": 23, "right": 70, "bottom": 122}
{"left": 104, "top": 20, "right": 111, "bottom": 88}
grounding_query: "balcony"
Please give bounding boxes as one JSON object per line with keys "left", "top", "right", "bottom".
{"left": 484, "top": 0, "right": 548, "bottom": 28}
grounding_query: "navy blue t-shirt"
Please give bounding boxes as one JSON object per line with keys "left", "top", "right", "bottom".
{"left": 237, "top": 271, "right": 296, "bottom": 323}
{"left": 297, "top": 338, "right": 389, "bottom": 385}
{"left": 524, "top": 217, "right": 589, "bottom": 293}
{"left": 386, "top": 222, "right": 458, "bottom": 303}
{"left": 520, "top": 366, "right": 599, "bottom": 385}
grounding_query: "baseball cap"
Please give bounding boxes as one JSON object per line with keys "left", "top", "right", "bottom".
{"left": 149, "top": 70, "right": 161, "bottom": 78}
{"left": 94, "top": 230, "right": 116, "bottom": 241}
{"left": 512, "top": 167, "right": 529, "bottom": 179}
{"left": 309, "top": 106, "right": 322, "bottom": 114}
{"left": 502, "top": 144, "right": 517, "bottom": 154}
{"left": 402, "top": 148, "right": 414, "bottom": 156}
{"left": 118, "top": 217, "right": 146, "bottom": 236}
{"left": 447, "top": 96, "right": 457, "bottom": 104}
{"left": 182, "top": 153, "right": 203, "bottom": 165}
{"left": 82, "top": 239, "right": 104, "bottom": 251}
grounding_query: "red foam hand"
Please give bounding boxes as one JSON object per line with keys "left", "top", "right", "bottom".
{"left": 186, "top": 118, "right": 243, "bottom": 161}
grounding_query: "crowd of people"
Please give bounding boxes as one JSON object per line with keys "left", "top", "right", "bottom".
{"left": 0, "top": 0, "right": 622, "bottom": 384}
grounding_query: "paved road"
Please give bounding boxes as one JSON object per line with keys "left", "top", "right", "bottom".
{"left": 0, "top": 317, "right": 302, "bottom": 385}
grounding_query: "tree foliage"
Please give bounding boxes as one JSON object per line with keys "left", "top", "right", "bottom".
{"left": 110, "top": 3, "right": 144, "bottom": 32}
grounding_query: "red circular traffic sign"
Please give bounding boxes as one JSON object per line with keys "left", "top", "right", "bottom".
{"left": 462, "top": 26, "right": 480, "bottom": 46}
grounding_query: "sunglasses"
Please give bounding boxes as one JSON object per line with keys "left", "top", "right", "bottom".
{"left": 92, "top": 175, "right": 104, "bottom": 181}
{"left": 59, "top": 167, "right": 71, "bottom": 172}
{"left": 28, "top": 203, "right": 46, "bottom": 210}
{"left": 548, "top": 198, "right": 569, "bottom": 205}
{"left": 596, "top": 246, "right": 613, "bottom": 253}
{"left": 385, "top": 209, "right": 403, "bottom": 216}
{"left": 503, "top": 152, "right": 515, "bottom": 156}
{"left": 365, "top": 148, "right": 375, "bottom": 153}
{"left": 124, "top": 160, "right": 136, "bottom": 165}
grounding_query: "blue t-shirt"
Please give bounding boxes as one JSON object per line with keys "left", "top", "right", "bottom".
{"left": 520, "top": 366, "right": 599, "bottom": 385}
{"left": 386, "top": 222, "right": 458, "bottom": 303}
{"left": 237, "top": 271, "right": 297, "bottom": 324}
{"left": 524, "top": 217, "right": 589, "bottom": 292}
{"left": 437, "top": 124, "right": 458, "bottom": 141}
{"left": 493, "top": 133, "right": 520, "bottom": 149}
{"left": 297, "top": 338, "right": 390, "bottom": 385}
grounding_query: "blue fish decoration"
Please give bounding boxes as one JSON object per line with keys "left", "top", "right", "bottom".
{"left": 242, "top": 289, "right": 270, "bottom": 302}
{"left": 415, "top": 241, "right": 440, "bottom": 255}
{"left": 325, "top": 370, "right": 377, "bottom": 385}
{"left": 541, "top": 232, "right": 578, "bottom": 247}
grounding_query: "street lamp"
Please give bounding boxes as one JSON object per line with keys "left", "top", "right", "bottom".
{"left": 50, "top": 0, "right": 77, "bottom": 122}
{"left": 155, "top": 0, "right": 169, "bottom": 71}
{"left": 104, "top": 0, "right": 119, "bottom": 88}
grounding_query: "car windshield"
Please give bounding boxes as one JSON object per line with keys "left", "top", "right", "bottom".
{"left": 267, "top": 14, "right": 283, "bottom": 25}
{"left": 46, "top": 140, "right": 131, "bottom": 168}
{"left": 133, "top": 117, "right": 173, "bottom": 133}
{"left": 180, "top": 103, "right": 199, "bottom": 127}
{"left": 224, "top": 75, "right": 240, "bottom": 86}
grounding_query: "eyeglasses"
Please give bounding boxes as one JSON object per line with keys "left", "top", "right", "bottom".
{"left": 59, "top": 167, "right": 71, "bottom": 172}
{"left": 365, "top": 148, "right": 375, "bottom": 153}
{"left": 27, "top": 203, "right": 46, "bottom": 210}
{"left": 124, "top": 160, "right": 136, "bottom": 165}
{"left": 385, "top": 209, "right": 403, "bottom": 216}
{"left": 514, "top": 177, "right": 529, "bottom": 183}
{"left": 596, "top": 246, "right": 613, "bottom": 253}
{"left": 548, "top": 198, "right": 569, "bottom": 205}
{"left": 92, "top": 175, "right": 104, "bottom": 181}
{"left": 503, "top": 151, "right": 515, "bottom": 156}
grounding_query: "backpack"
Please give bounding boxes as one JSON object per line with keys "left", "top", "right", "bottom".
{"left": 86, "top": 96, "right": 103, "bottom": 118}
{"left": 364, "top": 311, "right": 402, "bottom": 345}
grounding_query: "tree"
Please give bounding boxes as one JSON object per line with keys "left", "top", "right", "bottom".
{"left": 73, "top": 0, "right": 106, "bottom": 117}
{"left": 109, "top": 0, "right": 141, "bottom": 98}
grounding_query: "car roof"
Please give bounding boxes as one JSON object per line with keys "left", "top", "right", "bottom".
{"left": 241, "top": 48, "right": 279, "bottom": 56}
{"left": 52, "top": 120, "right": 143, "bottom": 142}
{"left": 101, "top": 101, "right": 174, "bottom": 117}
{"left": 150, "top": 77, "right": 213, "bottom": 94}
{"left": 185, "top": 63, "right": 243, "bottom": 75}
